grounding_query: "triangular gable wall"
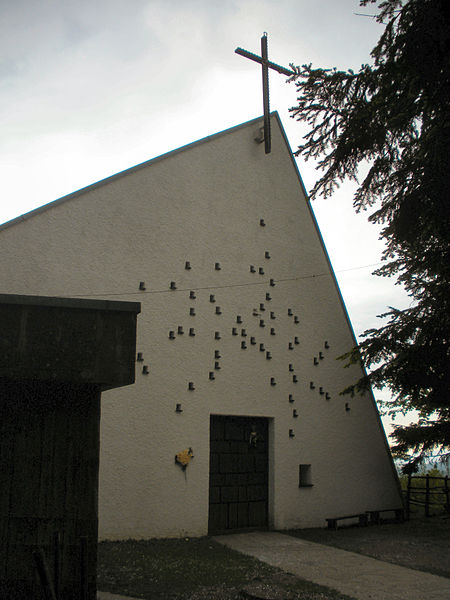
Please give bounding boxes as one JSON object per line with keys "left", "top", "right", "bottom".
{"left": 0, "top": 114, "right": 402, "bottom": 538}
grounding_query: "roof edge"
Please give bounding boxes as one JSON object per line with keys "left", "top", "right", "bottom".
{"left": 0, "top": 293, "right": 141, "bottom": 313}
{"left": 276, "top": 114, "right": 399, "bottom": 486}
{"left": 0, "top": 113, "right": 271, "bottom": 232}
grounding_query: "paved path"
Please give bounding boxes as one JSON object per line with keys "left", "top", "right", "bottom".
{"left": 213, "top": 531, "right": 450, "bottom": 600}
{"left": 97, "top": 592, "right": 141, "bottom": 600}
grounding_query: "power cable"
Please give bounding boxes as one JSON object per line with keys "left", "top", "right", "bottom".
{"left": 58, "top": 261, "right": 384, "bottom": 299}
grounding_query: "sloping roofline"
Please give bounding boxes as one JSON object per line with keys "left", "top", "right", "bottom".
{"left": 0, "top": 111, "right": 399, "bottom": 486}
{"left": 0, "top": 112, "right": 309, "bottom": 232}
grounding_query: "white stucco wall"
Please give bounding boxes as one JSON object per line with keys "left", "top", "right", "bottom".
{"left": 0, "top": 115, "right": 402, "bottom": 538}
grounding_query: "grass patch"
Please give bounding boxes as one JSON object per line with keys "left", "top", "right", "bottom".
{"left": 97, "top": 536, "right": 355, "bottom": 599}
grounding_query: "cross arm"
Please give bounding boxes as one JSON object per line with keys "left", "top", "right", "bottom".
{"left": 235, "top": 47, "right": 294, "bottom": 77}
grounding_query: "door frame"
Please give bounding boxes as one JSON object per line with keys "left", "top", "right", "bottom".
{"left": 208, "top": 414, "right": 274, "bottom": 534}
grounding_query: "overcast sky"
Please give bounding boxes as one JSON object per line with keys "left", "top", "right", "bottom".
{"left": 1, "top": 0, "right": 411, "bottom": 433}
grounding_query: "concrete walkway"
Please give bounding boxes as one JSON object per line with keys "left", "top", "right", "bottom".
{"left": 213, "top": 531, "right": 450, "bottom": 600}
{"left": 97, "top": 592, "right": 141, "bottom": 600}
{"left": 97, "top": 531, "right": 450, "bottom": 600}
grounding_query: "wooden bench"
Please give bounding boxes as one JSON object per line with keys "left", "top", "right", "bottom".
{"left": 367, "top": 508, "right": 405, "bottom": 525}
{"left": 326, "top": 513, "right": 368, "bottom": 530}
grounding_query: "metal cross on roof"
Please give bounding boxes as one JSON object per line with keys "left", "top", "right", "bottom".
{"left": 235, "top": 33, "right": 294, "bottom": 154}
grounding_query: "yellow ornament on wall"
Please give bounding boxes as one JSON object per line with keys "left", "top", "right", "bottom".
{"left": 175, "top": 447, "right": 194, "bottom": 470}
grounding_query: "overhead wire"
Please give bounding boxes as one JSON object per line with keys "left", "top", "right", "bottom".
{"left": 58, "top": 261, "right": 384, "bottom": 299}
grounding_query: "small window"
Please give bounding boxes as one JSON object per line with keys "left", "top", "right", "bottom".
{"left": 299, "top": 464, "right": 313, "bottom": 487}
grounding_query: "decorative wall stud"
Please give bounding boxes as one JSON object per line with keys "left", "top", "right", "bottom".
{"left": 266, "top": 293, "right": 271, "bottom": 301}
{"left": 189, "top": 328, "right": 195, "bottom": 336}
{"left": 137, "top": 352, "right": 144, "bottom": 362}
{"left": 139, "top": 281, "right": 146, "bottom": 291}
{"left": 241, "top": 341, "right": 247, "bottom": 349}
{"left": 250, "top": 337, "right": 256, "bottom": 345}
{"left": 169, "top": 331, "right": 175, "bottom": 340}
{"left": 209, "top": 372, "right": 215, "bottom": 380}
{"left": 170, "top": 281, "right": 177, "bottom": 290}
{"left": 210, "top": 294, "right": 215, "bottom": 302}
{"left": 260, "top": 320, "right": 265, "bottom": 327}
{"left": 270, "top": 328, "right": 276, "bottom": 335}
{"left": 319, "top": 352, "right": 324, "bottom": 360}
{"left": 270, "top": 278, "right": 275, "bottom": 286}
{"left": 260, "top": 303, "right": 265, "bottom": 311}
{"left": 142, "top": 365, "right": 149, "bottom": 375}
{"left": 215, "top": 262, "right": 221, "bottom": 270}
{"left": 189, "top": 290, "right": 196, "bottom": 299}
{"left": 214, "top": 350, "right": 221, "bottom": 359}
{"left": 310, "top": 381, "right": 315, "bottom": 390}
{"left": 288, "top": 394, "right": 294, "bottom": 403}
{"left": 270, "top": 377, "right": 276, "bottom": 386}
{"left": 237, "top": 315, "right": 242, "bottom": 323}
{"left": 294, "top": 337, "right": 299, "bottom": 345}
{"left": 293, "top": 375, "right": 298, "bottom": 383}
{"left": 215, "top": 306, "right": 222, "bottom": 315}
{"left": 190, "top": 308, "right": 195, "bottom": 316}
{"left": 288, "top": 308, "right": 293, "bottom": 316}
{"left": 319, "top": 387, "right": 324, "bottom": 395}
{"left": 259, "top": 267, "right": 264, "bottom": 275}
{"left": 289, "top": 429, "right": 295, "bottom": 438}
{"left": 241, "top": 329, "right": 247, "bottom": 337}
{"left": 270, "top": 311, "right": 275, "bottom": 319}
{"left": 266, "top": 351, "right": 272, "bottom": 360}
{"left": 175, "top": 404, "right": 183, "bottom": 413}
{"left": 293, "top": 409, "right": 298, "bottom": 418}
{"left": 326, "top": 393, "right": 331, "bottom": 400}
{"left": 250, "top": 265, "right": 256, "bottom": 273}
{"left": 288, "top": 342, "right": 293, "bottom": 350}
{"left": 294, "top": 316, "right": 299, "bottom": 324}
{"left": 260, "top": 343, "right": 265, "bottom": 351}
{"left": 314, "top": 357, "right": 318, "bottom": 365}
{"left": 185, "top": 261, "right": 191, "bottom": 270}
{"left": 345, "top": 403, "right": 351, "bottom": 412}
{"left": 289, "top": 364, "right": 294, "bottom": 372}
{"left": 178, "top": 326, "right": 184, "bottom": 335}
{"left": 188, "top": 382, "right": 195, "bottom": 391}
{"left": 260, "top": 218, "right": 266, "bottom": 226}
{"left": 265, "top": 251, "right": 271, "bottom": 259}
{"left": 215, "top": 331, "right": 221, "bottom": 340}
{"left": 232, "top": 327, "right": 238, "bottom": 335}
{"left": 214, "top": 361, "right": 221, "bottom": 370}
{"left": 324, "top": 341, "right": 330, "bottom": 349}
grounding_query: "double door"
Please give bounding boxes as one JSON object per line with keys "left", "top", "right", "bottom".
{"left": 208, "top": 415, "right": 268, "bottom": 534}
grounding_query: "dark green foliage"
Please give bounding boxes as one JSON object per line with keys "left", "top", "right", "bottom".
{"left": 289, "top": 0, "right": 450, "bottom": 471}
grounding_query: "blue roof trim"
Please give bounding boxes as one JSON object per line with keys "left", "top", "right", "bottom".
{"left": 276, "top": 115, "right": 400, "bottom": 486}
{"left": 0, "top": 112, "right": 399, "bottom": 489}
{"left": 0, "top": 113, "right": 269, "bottom": 231}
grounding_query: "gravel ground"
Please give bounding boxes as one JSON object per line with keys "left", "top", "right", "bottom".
{"left": 175, "top": 572, "right": 354, "bottom": 600}
{"left": 180, "top": 516, "right": 450, "bottom": 599}
{"left": 98, "top": 536, "right": 355, "bottom": 600}
{"left": 285, "top": 515, "right": 450, "bottom": 579}
{"left": 98, "top": 517, "right": 449, "bottom": 600}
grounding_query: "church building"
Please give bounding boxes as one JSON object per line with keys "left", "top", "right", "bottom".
{"left": 0, "top": 114, "right": 402, "bottom": 539}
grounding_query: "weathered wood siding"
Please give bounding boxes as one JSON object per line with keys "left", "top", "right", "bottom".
{"left": 0, "top": 379, "right": 100, "bottom": 600}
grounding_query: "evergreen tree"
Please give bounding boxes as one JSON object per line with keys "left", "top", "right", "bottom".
{"left": 289, "top": 0, "right": 449, "bottom": 472}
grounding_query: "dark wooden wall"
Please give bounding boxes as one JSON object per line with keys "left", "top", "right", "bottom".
{"left": 0, "top": 379, "right": 100, "bottom": 600}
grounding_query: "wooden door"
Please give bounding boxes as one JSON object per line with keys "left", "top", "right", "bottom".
{"left": 208, "top": 415, "right": 268, "bottom": 534}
